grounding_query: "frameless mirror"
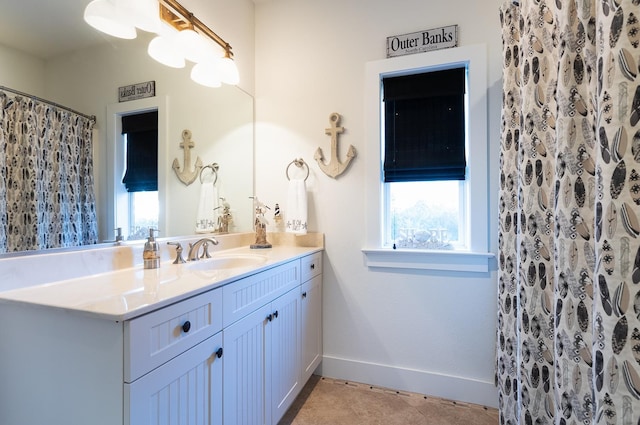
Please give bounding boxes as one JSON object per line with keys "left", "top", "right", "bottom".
{"left": 0, "top": 0, "right": 254, "bottom": 253}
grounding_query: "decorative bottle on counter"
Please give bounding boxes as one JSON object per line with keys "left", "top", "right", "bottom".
{"left": 143, "top": 228, "right": 160, "bottom": 269}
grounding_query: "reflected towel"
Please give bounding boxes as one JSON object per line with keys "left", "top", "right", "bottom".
{"left": 195, "top": 181, "right": 220, "bottom": 233}
{"left": 286, "top": 178, "right": 307, "bottom": 234}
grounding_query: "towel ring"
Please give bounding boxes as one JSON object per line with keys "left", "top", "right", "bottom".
{"left": 286, "top": 158, "right": 309, "bottom": 181}
{"left": 200, "top": 163, "right": 219, "bottom": 184}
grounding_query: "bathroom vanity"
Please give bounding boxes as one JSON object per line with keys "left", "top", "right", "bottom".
{"left": 0, "top": 235, "right": 323, "bottom": 425}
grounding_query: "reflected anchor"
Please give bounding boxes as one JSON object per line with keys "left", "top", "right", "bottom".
{"left": 314, "top": 112, "right": 356, "bottom": 178}
{"left": 172, "top": 129, "right": 203, "bottom": 186}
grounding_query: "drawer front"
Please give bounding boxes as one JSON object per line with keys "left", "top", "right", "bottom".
{"left": 301, "top": 251, "right": 322, "bottom": 282}
{"left": 222, "top": 260, "right": 300, "bottom": 327}
{"left": 124, "top": 288, "right": 222, "bottom": 382}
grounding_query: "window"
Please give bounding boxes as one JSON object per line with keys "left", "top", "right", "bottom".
{"left": 106, "top": 97, "right": 167, "bottom": 244}
{"left": 386, "top": 180, "right": 465, "bottom": 249}
{"left": 383, "top": 67, "right": 467, "bottom": 250}
{"left": 363, "top": 44, "right": 493, "bottom": 272}
{"left": 121, "top": 110, "right": 159, "bottom": 240}
{"left": 128, "top": 191, "right": 159, "bottom": 240}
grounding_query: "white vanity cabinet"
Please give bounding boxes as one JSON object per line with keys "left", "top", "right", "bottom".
{"left": 300, "top": 251, "right": 323, "bottom": 384}
{"left": 124, "top": 289, "right": 224, "bottom": 425}
{"left": 0, "top": 248, "right": 323, "bottom": 425}
{"left": 222, "top": 260, "right": 302, "bottom": 425}
{"left": 126, "top": 332, "right": 223, "bottom": 425}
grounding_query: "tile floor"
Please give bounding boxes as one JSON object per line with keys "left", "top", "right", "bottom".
{"left": 279, "top": 376, "right": 499, "bottom": 425}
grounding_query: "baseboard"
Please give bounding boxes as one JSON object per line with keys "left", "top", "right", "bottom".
{"left": 317, "top": 355, "right": 498, "bottom": 408}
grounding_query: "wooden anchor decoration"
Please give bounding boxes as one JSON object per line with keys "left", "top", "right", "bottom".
{"left": 314, "top": 112, "right": 356, "bottom": 178}
{"left": 172, "top": 129, "right": 203, "bottom": 185}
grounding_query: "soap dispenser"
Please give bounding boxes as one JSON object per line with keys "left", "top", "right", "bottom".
{"left": 143, "top": 228, "right": 160, "bottom": 269}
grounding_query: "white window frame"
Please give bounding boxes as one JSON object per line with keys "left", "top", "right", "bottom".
{"left": 106, "top": 96, "right": 168, "bottom": 241}
{"left": 362, "top": 44, "right": 493, "bottom": 273}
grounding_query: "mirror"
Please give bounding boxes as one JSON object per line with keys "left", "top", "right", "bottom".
{"left": 0, "top": 0, "right": 254, "bottom": 253}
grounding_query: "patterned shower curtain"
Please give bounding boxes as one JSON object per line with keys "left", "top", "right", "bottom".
{"left": 498, "top": 0, "right": 640, "bottom": 423}
{"left": 0, "top": 91, "right": 98, "bottom": 252}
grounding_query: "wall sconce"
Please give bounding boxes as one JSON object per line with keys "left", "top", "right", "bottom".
{"left": 84, "top": 0, "right": 239, "bottom": 86}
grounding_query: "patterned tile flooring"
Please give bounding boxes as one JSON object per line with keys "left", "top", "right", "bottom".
{"left": 279, "top": 376, "right": 499, "bottom": 425}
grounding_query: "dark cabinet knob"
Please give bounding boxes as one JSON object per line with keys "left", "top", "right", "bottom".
{"left": 302, "top": 292, "right": 307, "bottom": 298}
{"left": 310, "top": 264, "right": 315, "bottom": 270}
{"left": 216, "top": 347, "right": 223, "bottom": 358}
{"left": 182, "top": 321, "right": 191, "bottom": 333}
{"left": 273, "top": 310, "right": 279, "bottom": 319}
{"left": 267, "top": 314, "right": 273, "bottom": 322}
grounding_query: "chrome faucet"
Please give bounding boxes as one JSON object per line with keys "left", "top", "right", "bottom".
{"left": 187, "top": 237, "right": 219, "bottom": 261}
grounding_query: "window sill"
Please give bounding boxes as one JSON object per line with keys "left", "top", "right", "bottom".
{"left": 362, "top": 248, "right": 495, "bottom": 273}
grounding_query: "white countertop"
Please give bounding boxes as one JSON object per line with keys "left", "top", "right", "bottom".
{"left": 0, "top": 245, "right": 322, "bottom": 321}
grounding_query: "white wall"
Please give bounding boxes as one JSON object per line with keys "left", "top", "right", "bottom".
{"left": 0, "top": 44, "right": 46, "bottom": 96}
{"left": 254, "top": 0, "right": 503, "bottom": 407}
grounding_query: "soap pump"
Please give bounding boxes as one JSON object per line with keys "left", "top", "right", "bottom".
{"left": 143, "top": 228, "right": 160, "bottom": 269}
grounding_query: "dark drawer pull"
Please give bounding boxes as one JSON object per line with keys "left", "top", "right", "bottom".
{"left": 181, "top": 321, "right": 191, "bottom": 333}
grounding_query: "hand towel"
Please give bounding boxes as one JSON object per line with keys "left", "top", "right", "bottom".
{"left": 195, "top": 179, "right": 220, "bottom": 233}
{"left": 286, "top": 177, "right": 308, "bottom": 234}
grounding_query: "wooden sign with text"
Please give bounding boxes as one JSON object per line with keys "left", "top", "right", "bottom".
{"left": 118, "top": 81, "right": 156, "bottom": 102}
{"left": 386, "top": 25, "right": 458, "bottom": 58}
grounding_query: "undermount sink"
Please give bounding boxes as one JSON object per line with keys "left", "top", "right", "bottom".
{"left": 185, "top": 253, "right": 268, "bottom": 271}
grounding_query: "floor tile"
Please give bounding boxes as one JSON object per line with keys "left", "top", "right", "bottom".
{"left": 279, "top": 376, "right": 499, "bottom": 425}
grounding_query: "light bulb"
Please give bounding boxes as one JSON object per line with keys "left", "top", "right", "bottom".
{"left": 127, "top": 0, "right": 161, "bottom": 33}
{"left": 148, "top": 35, "right": 185, "bottom": 68}
{"left": 177, "top": 29, "right": 210, "bottom": 63}
{"left": 84, "top": 0, "right": 137, "bottom": 39}
{"left": 191, "top": 62, "right": 222, "bottom": 88}
{"left": 218, "top": 56, "right": 240, "bottom": 85}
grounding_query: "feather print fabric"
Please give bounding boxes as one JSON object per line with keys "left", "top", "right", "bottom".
{"left": 498, "top": 0, "right": 640, "bottom": 423}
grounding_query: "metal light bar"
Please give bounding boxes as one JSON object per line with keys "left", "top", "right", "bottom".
{"left": 160, "top": 0, "right": 234, "bottom": 58}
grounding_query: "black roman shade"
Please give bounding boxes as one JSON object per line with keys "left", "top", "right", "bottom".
{"left": 383, "top": 67, "right": 466, "bottom": 182}
{"left": 121, "top": 111, "right": 158, "bottom": 192}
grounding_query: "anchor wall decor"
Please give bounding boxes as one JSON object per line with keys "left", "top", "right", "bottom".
{"left": 314, "top": 112, "right": 356, "bottom": 178}
{"left": 172, "top": 129, "right": 203, "bottom": 186}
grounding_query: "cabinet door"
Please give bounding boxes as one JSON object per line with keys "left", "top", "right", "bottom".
{"left": 125, "top": 332, "right": 223, "bottom": 425}
{"left": 269, "top": 287, "right": 301, "bottom": 425}
{"left": 223, "top": 303, "right": 272, "bottom": 425}
{"left": 300, "top": 275, "right": 323, "bottom": 384}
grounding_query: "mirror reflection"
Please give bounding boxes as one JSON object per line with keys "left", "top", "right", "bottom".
{"left": 0, "top": 0, "right": 254, "bottom": 254}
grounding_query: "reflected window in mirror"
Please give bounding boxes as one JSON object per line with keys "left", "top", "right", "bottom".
{"left": 121, "top": 111, "right": 159, "bottom": 240}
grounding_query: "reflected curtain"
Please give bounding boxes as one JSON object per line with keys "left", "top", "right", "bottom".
{"left": 498, "top": 0, "right": 640, "bottom": 423}
{"left": 0, "top": 91, "right": 98, "bottom": 252}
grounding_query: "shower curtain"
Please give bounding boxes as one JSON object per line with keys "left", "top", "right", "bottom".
{"left": 0, "top": 91, "right": 98, "bottom": 252}
{"left": 498, "top": 0, "right": 640, "bottom": 423}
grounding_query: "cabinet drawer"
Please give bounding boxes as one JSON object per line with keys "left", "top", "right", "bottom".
{"left": 223, "top": 260, "right": 300, "bottom": 327}
{"left": 124, "top": 288, "right": 222, "bottom": 382}
{"left": 301, "top": 251, "right": 322, "bottom": 282}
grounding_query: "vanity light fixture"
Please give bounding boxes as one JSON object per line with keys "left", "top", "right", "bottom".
{"left": 84, "top": 0, "right": 138, "bottom": 39}
{"left": 83, "top": 0, "right": 239, "bottom": 86}
{"left": 147, "top": 23, "right": 186, "bottom": 68}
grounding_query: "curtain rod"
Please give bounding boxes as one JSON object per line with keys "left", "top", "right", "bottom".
{"left": 0, "top": 86, "right": 96, "bottom": 122}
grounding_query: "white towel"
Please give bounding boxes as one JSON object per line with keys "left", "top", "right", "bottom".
{"left": 195, "top": 180, "right": 220, "bottom": 233}
{"left": 286, "top": 178, "right": 308, "bottom": 234}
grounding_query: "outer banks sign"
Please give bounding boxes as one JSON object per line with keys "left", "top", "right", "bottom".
{"left": 118, "top": 81, "right": 156, "bottom": 102}
{"left": 386, "top": 25, "right": 458, "bottom": 58}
